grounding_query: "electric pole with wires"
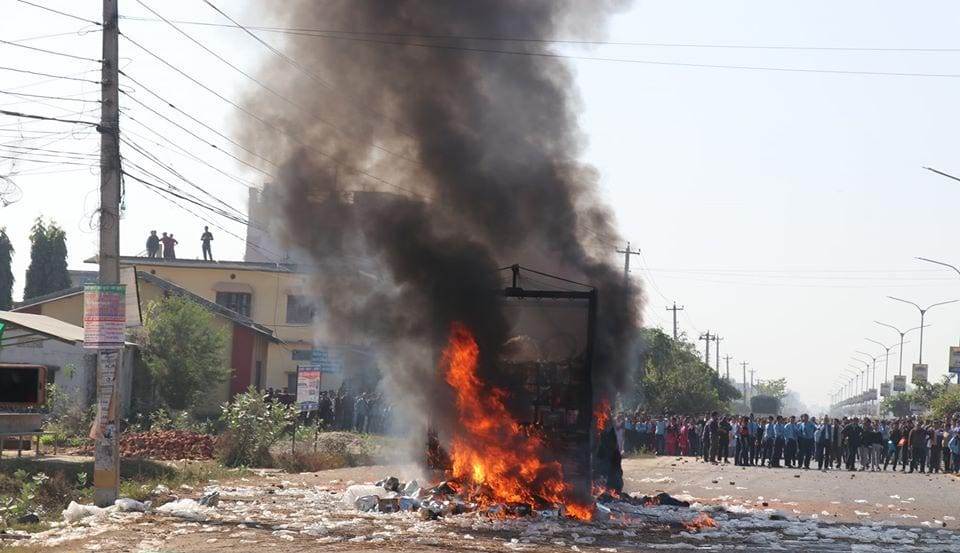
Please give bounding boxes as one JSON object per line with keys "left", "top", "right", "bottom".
{"left": 665, "top": 302, "right": 684, "bottom": 340}
{"left": 93, "top": 0, "right": 124, "bottom": 507}
{"left": 699, "top": 331, "right": 713, "bottom": 368}
{"left": 616, "top": 241, "right": 641, "bottom": 284}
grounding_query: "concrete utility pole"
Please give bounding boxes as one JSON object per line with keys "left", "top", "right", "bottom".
{"left": 714, "top": 335, "right": 723, "bottom": 374}
{"left": 749, "top": 368, "right": 756, "bottom": 401}
{"left": 94, "top": 0, "right": 122, "bottom": 507}
{"left": 616, "top": 242, "right": 641, "bottom": 283}
{"left": 699, "top": 331, "right": 713, "bottom": 368}
{"left": 665, "top": 302, "right": 684, "bottom": 340}
{"left": 723, "top": 355, "right": 732, "bottom": 381}
{"left": 740, "top": 361, "right": 749, "bottom": 400}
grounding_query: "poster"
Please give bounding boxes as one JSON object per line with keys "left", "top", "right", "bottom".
{"left": 880, "top": 382, "right": 891, "bottom": 397}
{"left": 296, "top": 365, "right": 321, "bottom": 412}
{"left": 311, "top": 347, "right": 344, "bottom": 374}
{"left": 83, "top": 284, "right": 126, "bottom": 349}
{"left": 893, "top": 375, "right": 907, "bottom": 392}
{"left": 911, "top": 363, "right": 928, "bottom": 385}
{"left": 950, "top": 347, "right": 960, "bottom": 375}
{"left": 89, "top": 350, "right": 119, "bottom": 439}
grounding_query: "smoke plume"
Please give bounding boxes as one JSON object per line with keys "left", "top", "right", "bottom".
{"left": 243, "top": 0, "right": 640, "bottom": 431}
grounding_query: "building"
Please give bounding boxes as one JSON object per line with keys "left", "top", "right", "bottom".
{"left": 14, "top": 257, "right": 372, "bottom": 406}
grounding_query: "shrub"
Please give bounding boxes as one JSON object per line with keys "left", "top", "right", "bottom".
{"left": 217, "top": 388, "right": 296, "bottom": 467}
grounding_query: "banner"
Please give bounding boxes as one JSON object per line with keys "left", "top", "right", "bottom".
{"left": 893, "top": 375, "right": 907, "bottom": 392}
{"left": 950, "top": 347, "right": 960, "bottom": 375}
{"left": 83, "top": 284, "right": 126, "bottom": 349}
{"left": 295, "top": 365, "right": 321, "bottom": 412}
{"left": 880, "top": 382, "right": 891, "bottom": 397}
{"left": 911, "top": 363, "right": 928, "bottom": 385}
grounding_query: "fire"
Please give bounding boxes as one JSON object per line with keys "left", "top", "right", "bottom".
{"left": 594, "top": 397, "right": 610, "bottom": 432}
{"left": 442, "top": 322, "right": 593, "bottom": 520}
{"left": 683, "top": 513, "right": 718, "bottom": 531}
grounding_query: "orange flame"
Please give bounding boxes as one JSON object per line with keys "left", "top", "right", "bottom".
{"left": 683, "top": 513, "right": 718, "bottom": 531}
{"left": 442, "top": 322, "right": 593, "bottom": 520}
{"left": 594, "top": 398, "right": 610, "bottom": 432}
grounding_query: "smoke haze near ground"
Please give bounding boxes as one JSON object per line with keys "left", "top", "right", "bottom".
{"left": 241, "top": 0, "right": 641, "bottom": 439}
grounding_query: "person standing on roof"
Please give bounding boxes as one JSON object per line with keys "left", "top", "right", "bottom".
{"left": 161, "top": 232, "right": 178, "bottom": 259}
{"left": 146, "top": 230, "right": 160, "bottom": 258}
{"left": 201, "top": 226, "right": 214, "bottom": 261}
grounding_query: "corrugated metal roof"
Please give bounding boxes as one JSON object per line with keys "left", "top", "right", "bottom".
{"left": 0, "top": 310, "right": 85, "bottom": 344}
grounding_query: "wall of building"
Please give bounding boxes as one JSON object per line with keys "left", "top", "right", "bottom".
{"left": 30, "top": 293, "right": 84, "bottom": 327}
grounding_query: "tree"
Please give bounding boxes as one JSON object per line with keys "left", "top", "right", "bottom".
{"left": 23, "top": 218, "right": 70, "bottom": 300}
{"left": 138, "top": 295, "right": 230, "bottom": 411}
{"left": 754, "top": 378, "right": 788, "bottom": 401}
{"left": 632, "top": 328, "right": 741, "bottom": 414}
{"left": 880, "top": 376, "right": 954, "bottom": 417}
{"left": 0, "top": 227, "right": 13, "bottom": 310}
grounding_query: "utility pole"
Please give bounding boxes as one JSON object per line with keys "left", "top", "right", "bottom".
{"left": 665, "top": 302, "right": 684, "bottom": 340}
{"left": 749, "top": 368, "right": 756, "bottom": 401}
{"left": 94, "top": 0, "right": 123, "bottom": 507}
{"left": 723, "top": 355, "right": 732, "bottom": 381}
{"left": 616, "top": 242, "right": 641, "bottom": 283}
{"left": 699, "top": 331, "right": 713, "bottom": 368}
{"left": 740, "top": 361, "right": 749, "bottom": 400}
{"left": 714, "top": 335, "right": 723, "bottom": 374}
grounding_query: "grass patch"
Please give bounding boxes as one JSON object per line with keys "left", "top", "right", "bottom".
{"left": 273, "top": 431, "right": 399, "bottom": 473}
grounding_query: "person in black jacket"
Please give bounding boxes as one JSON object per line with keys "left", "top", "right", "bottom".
{"left": 842, "top": 418, "right": 862, "bottom": 471}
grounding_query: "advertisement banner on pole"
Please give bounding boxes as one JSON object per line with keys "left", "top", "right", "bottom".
{"left": 296, "top": 365, "right": 321, "bottom": 412}
{"left": 949, "top": 347, "right": 960, "bottom": 375}
{"left": 880, "top": 382, "right": 891, "bottom": 397}
{"left": 83, "top": 284, "right": 126, "bottom": 349}
{"left": 911, "top": 363, "right": 928, "bottom": 385}
{"left": 893, "top": 375, "right": 907, "bottom": 392}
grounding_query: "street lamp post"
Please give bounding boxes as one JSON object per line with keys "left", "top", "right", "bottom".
{"left": 865, "top": 338, "right": 901, "bottom": 390}
{"left": 887, "top": 297, "right": 959, "bottom": 364}
{"left": 916, "top": 256, "right": 960, "bottom": 384}
{"left": 875, "top": 321, "right": 927, "bottom": 379}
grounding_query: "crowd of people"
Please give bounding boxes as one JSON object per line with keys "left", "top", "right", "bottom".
{"left": 266, "top": 387, "right": 394, "bottom": 434}
{"left": 145, "top": 226, "right": 214, "bottom": 260}
{"left": 611, "top": 411, "right": 960, "bottom": 475}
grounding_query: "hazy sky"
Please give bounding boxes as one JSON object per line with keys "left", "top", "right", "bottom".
{"left": 3, "top": 1, "right": 960, "bottom": 408}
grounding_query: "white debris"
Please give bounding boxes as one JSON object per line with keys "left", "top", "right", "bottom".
{"left": 155, "top": 499, "right": 215, "bottom": 522}
{"left": 636, "top": 477, "right": 676, "bottom": 484}
{"left": 341, "top": 484, "right": 389, "bottom": 507}
{"left": 113, "top": 499, "right": 150, "bottom": 513}
{"left": 62, "top": 502, "right": 110, "bottom": 523}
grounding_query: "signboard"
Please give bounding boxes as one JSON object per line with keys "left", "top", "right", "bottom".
{"left": 880, "top": 382, "right": 891, "bottom": 397}
{"left": 83, "top": 284, "right": 126, "bottom": 349}
{"left": 295, "top": 365, "right": 321, "bottom": 412}
{"left": 893, "top": 375, "right": 907, "bottom": 392}
{"left": 950, "top": 347, "right": 960, "bottom": 375}
{"left": 911, "top": 363, "right": 928, "bottom": 385}
{"left": 311, "top": 347, "right": 343, "bottom": 374}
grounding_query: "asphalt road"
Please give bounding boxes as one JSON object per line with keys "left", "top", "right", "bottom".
{"left": 623, "top": 454, "right": 960, "bottom": 529}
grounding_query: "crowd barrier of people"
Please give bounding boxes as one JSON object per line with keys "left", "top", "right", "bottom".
{"left": 266, "top": 387, "right": 394, "bottom": 434}
{"left": 611, "top": 411, "right": 960, "bottom": 475}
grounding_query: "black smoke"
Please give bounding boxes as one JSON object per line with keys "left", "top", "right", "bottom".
{"left": 242, "top": 0, "right": 640, "bottom": 431}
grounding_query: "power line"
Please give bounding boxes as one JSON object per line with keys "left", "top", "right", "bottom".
{"left": 117, "top": 80, "right": 275, "bottom": 177}
{"left": 198, "top": 0, "right": 411, "bottom": 138}
{"left": 0, "top": 38, "right": 101, "bottom": 63}
{"left": 8, "top": 29, "right": 102, "bottom": 44}
{"left": 133, "top": 0, "right": 415, "bottom": 165}
{"left": 119, "top": 34, "right": 427, "bottom": 199}
{"left": 0, "top": 66, "right": 101, "bottom": 84}
{"left": 0, "top": 153, "right": 97, "bottom": 167}
{"left": 15, "top": 0, "right": 102, "bottom": 27}
{"left": 0, "top": 109, "right": 99, "bottom": 127}
{"left": 0, "top": 89, "right": 102, "bottom": 105}
{"left": 120, "top": 16, "right": 960, "bottom": 54}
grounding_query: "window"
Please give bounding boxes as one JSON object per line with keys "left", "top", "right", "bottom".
{"left": 216, "top": 292, "right": 252, "bottom": 316}
{"left": 285, "top": 294, "right": 315, "bottom": 324}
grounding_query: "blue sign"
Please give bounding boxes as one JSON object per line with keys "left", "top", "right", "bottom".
{"left": 310, "top": 348, "right": 343, "bottom": 374}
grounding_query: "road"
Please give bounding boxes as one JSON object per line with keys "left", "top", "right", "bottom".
{"left": 622, "top": 455, "right": 960, "bottom": 529}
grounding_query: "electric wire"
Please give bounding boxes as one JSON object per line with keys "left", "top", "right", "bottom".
{"left": 0, "top": 39, "right": 101, "bottom": 63}
{"left": 15, "top": 0, "right": 102, "bottom": 27}
{"left": 9, "top": 29, "right": 102, "bottom": 44}
{"left": 0, "top": 109, "right": 99, "bottom": 127}
{"left": 0, "top": 89, "right": 102, "bottom": 105}
{"left": 0, "top": 66, "right": 101, "bottom": 84}
{"left": 135, "top": 0, "right": 415, "bottom": 165}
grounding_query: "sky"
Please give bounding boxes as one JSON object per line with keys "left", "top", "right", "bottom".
{"left": 3, "top": 1, "right": 960, "bottom": 409}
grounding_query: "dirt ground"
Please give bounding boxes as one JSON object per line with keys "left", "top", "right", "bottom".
{"left": 4, "top": 458, "right": 960, "bottom": 553}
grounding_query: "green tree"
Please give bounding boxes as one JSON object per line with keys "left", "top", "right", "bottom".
{"left": 880, "top": 376, "right": 953, "bottom": 416}
{"left": 930, "top": 385, "right": 960, "bottom": 419}
{"left": 633, "top": 328, "right": 741, "bottom": 413}
{"left": 0, "top": 227, "right": 13, "bottom": 310}
{"left": 138, "top": 295, "right": 230, "bottom": 411}
{"left": 23, "top": 218, "right": 70, "bottom": 300}
{"left": 754, "top": 378, "right": 788, "bottom": 400}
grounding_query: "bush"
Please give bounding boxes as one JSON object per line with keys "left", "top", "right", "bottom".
{"left": 42, "top": 383, "right": 95, "bottom": 442}
{"left": 931, "top": 386, "right": 960, "bottom": 419}
{"left": 217, "top": 388, "right": 296, "bottom": 467}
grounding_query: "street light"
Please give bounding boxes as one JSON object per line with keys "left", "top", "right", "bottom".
{"left": 887, "top": 297, "right": 959, "bottom": 363}
{"left": 915, "top": 256, "right": 960, "bottom": 384}
{"left": 875, "top": 321, "right": 926, "bottom": 378}
{"left": 865, "top": 338, "right": 906, "bottom": 391}
{"left": 854, "top": 351, "right": 877, "bottom": 390}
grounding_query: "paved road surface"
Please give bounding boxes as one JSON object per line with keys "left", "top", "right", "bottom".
{"left": 623, "top": 455, "right": 960, "bottom": 528}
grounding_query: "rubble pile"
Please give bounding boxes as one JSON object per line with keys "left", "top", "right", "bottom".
{"left": 118, "top": 430, "right": 216, "bottom": 460}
